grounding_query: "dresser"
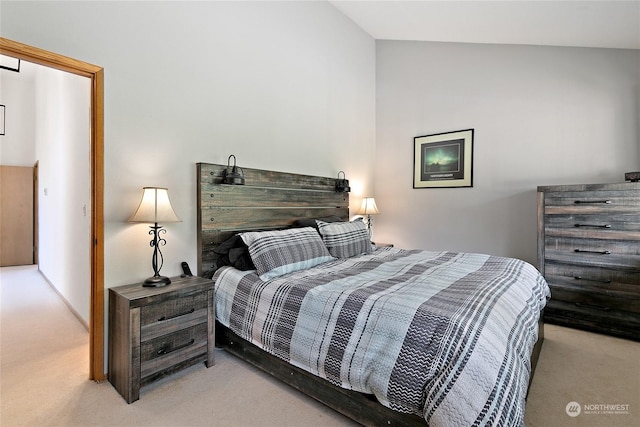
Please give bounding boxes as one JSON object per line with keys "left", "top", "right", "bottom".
{"left": 108, "top": 275, "right": 215, "bottom": 403}
{"left": 537, "top": 182, "right": 640, "bottom": 341}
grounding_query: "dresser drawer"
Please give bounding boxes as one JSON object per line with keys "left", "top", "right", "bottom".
{"left": 544, "top": 213, "right": 640, "bottom": 233}
{"left": 546, "top": 275, "right": 640, "bottom": 313}
{"left": 545, "top": 262, "right": 640, "bottom": 285}
{"left": 545, "top": 251, "right": 640, "bottom": 285}
{"left": 544, "top": 236, "right": 640, "bottom": 256}
{"left": 141, "top": 322, "right": 209, "bottom": 379}
{"left": 545, "top": 300, "right": 640, "bottom": 341}
{"left": 544, "top": 190, "right": 640, "bottom": 210}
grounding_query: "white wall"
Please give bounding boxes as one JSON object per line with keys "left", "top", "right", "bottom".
{"left": 0, "top": 62, "right": 36, "bottom": 165}
{"left": 375, "top": 41, "right": 640, "bottom": 265}
{"left": 1, "top": 1, "right": 376, "bottom": 369}
{"left": 34, "top": 66, "right": 91, "bottom": 325}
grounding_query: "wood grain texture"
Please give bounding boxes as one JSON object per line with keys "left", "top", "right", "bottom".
{"left": 196, "top": 163, "right": 349, "bottom": 275}
{"left": 216, "top": 322, "right": 426, "bottom": 426}
{"left": 108, "top": 276, "right": 215, "bottom": 403}
{"left": 537, "top": 182, "right": 640, "bottom": 340}
{"left": 0, "top": 166, "right": 34, "bottom": 266}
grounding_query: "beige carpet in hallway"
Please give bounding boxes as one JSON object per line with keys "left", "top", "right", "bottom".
{"left": 1, "top": 265, "right": 638, "bottom": 426}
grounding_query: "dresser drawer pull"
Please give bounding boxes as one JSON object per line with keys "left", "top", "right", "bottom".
{"left": 573, "top": 276, "right": 612, "bottom": 284}
{"left": 158, "top": 308, "right": 195, "bottom": 322}
{"left": 574, "top": 249, "right": 611, "bottom": 255}
{"left": 574, "top": 302, "right": 611, "bottom": 312}
{"left": 574, "top": 200, "right": 611, "bottom": 204}
{"left": 157, "top": 338, "right": 195, "bottom": 356}
{"left": 574, "top": 223, "right": 611, "bottom": 229}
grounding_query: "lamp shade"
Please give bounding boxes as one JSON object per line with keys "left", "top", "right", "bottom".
{"left": 129, "top": 187, "right": 181, "bottom": 224}
{"left": 358, "top": 197, "right": 379, "bottom": 216}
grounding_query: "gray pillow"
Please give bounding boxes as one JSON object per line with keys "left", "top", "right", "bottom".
{"left": 240, "top": 227, "right": 335, "bottom": 280}
{"left": 316, "top": 218, "right": 372, "bottom": 258}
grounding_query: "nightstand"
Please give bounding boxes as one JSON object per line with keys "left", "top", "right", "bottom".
{"left": 108, "top": 275, "right": 215, "bottom": 403}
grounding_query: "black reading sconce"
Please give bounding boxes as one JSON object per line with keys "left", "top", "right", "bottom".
{"left": 223, "top": 154, "right": 245, "bottom": 185}
{"left": 335, "top": 170, "right": 350, "bottom": 193}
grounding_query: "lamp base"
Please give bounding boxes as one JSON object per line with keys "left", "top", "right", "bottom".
{"left": 142, "top": 275, "right": 172, "bottom": 287}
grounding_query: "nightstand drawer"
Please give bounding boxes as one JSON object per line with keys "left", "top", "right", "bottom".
{"left": 140, "top": 290, "right": 207, "bottom": 326}
{"left": 141, "top": 323, "right": 208, "bottom": 379}
{"left": 140, "top": 291, "right": 208, "bottom": 341}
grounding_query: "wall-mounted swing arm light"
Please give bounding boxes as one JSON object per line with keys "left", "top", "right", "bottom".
{"left": 129, "top": 187, "right": 181, "bottom": 287}
{"left": 335, "top": 171, "right": 350, "bottom": 193}
{"left": 223, "top": 154, "right": 245, "bottom": 185}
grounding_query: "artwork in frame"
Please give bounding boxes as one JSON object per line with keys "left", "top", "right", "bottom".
{"left": 413, "top": 129, "right": 474, "bottom": 188}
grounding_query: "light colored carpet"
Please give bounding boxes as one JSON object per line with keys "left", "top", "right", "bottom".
{"left": 1, "top": 265, "right": 638, "bottom": 426}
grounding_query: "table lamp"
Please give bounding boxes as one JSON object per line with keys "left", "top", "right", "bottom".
{"left": 358, "top": 197, "right": 379, "bottom": 239}
{"left": 129, "top": 187, "right": 181, "bottom": 286}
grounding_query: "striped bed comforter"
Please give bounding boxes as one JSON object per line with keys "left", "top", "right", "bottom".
{"left": 214, "top": 247, "right": 550, "bottom": 426}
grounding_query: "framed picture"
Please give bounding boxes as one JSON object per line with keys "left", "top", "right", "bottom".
{"left": 0, "top": 105, "right": 5, "bottom": 136}
{"left": 413, "top": 129, "right": 474, "bottom": 188}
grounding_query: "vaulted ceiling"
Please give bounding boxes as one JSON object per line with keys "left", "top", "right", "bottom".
{"left": 329, "top": 1, "right": 640, "bottom": 49}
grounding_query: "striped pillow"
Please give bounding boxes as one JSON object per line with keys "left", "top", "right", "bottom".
{"left": 240, "top": 227, "right": 335, "bottom": 280}
{"left": 316, "top": 219, "right": 373, "bottom": 258}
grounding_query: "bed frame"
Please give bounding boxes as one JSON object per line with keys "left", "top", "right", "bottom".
{"left": 196, "top": 162, "right": 544, "bottom": 426}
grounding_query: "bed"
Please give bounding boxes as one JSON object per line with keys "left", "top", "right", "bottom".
{"left": 196, "top": 163, "right": 549, "bottom": 426}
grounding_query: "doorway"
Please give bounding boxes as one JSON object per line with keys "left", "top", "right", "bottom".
{"left": 0, "top": 38, "right": 105, "bottom": 381}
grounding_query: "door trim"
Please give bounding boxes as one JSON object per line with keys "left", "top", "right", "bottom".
{"left": 0, "top": 37, "right": 105, "bottom": 381}
{"left": 33, "top": 161, "right": 38, "bottom": 265}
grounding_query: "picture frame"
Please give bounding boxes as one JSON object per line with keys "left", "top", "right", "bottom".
{"left": 0, "top": 105, "right": 5, "bottom": 136}
{"left": 413, "top": 129, "right": 474, "bottom": 188}
{"left": 0, "top": 55, "right": 20, "bottom": 73}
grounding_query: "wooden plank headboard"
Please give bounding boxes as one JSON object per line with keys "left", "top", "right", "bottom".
{"left": 196, "top": 163, "right": 350, "bottom": 275}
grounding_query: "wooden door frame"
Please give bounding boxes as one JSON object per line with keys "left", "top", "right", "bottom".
{"left": 33, "top": 161, "right": 38, "bottom": 265}
{"left": 0, "top": 38, "right": 105, "bottom": 381}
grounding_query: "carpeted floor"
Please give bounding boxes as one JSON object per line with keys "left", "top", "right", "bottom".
{"left": 1, "top": 265, "right": 638, "bottom": 426}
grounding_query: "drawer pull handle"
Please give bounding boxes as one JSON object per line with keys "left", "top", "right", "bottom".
{"left": 574, "top": 223, "right": 611, "bottom": 229}
{"left": 574, "top": 302, "right": 611, "bottom": 312}
{"left": 158, "top": 308, "right": 195, "bottom": 322}
{"left": 157, "top": 338, "right": 195, "bottom": 356}
{"left": 574, "top": 249, "right": 611, "bottom": 255}
{"left": 573, "top": 276, "right": 612, "bottom": 284}
{"left": 574, "top": 200, "right": 611, "bottom": 204}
